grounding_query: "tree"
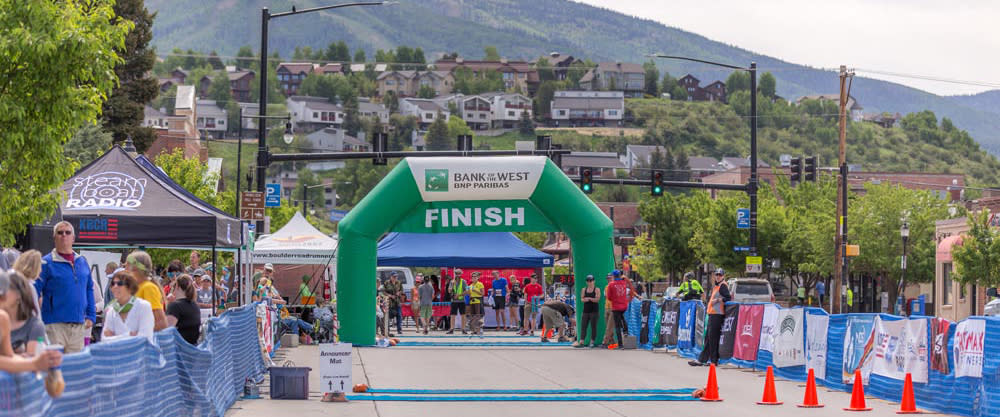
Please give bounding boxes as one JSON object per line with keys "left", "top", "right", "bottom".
{"left": 207, "top": 50, "right": 224, "bottom": 70}
{"left": 674, "top": 147, "right": 691, "bottom": 182}
{"left": 384, "top": 90, "right": 400, "bottom": 114}
{"left": 629, "top": 235, "right": 663, "bottom": 282}
{"left": 669, "top": 85, "right": 687, "bottom": 101}
{"left": 484, "top": 46, "right": 501, "bottom": 61}
{"left": 102, "top": 0, "right": 158, "bottom": 153}
{"left": 413, "top": 47, "right": 426, "bottom": 64}
{"left": 447, "top": 115, "right": 473, "bottom": 139}
{"left": 535, "top": 58, "right": 554, "bottom": 82}
{"left": 208, "top": 71, "right": 232, "bottom": 106}
{"left": 236, "top": 46, "right": 255, "bottom": 69}
{"left": 388, "top": 114, "right": 416, "bottom": 151}
{"left": 417, "top": 84, "right": 436, "bottom": 99}
{"left": 425, "top": 114, "right": 451, "bottom": 150}
{"left": 759, "top": 72, "right": 777, "bottom": 99}
{"left": 329, "top": 159, "right": 396, "bottom": 207}
{"left": 353, "top": 48, "right": 366, "bottom": 63}
{"left": 64, "top": 123, "right": 114, "bottom": 166}
{"left": 0, "top": 0, "right": 130, "bottom": 245}
{"left": 726, "top": 71, "right": 751, "bottom": 93}
{"left": 643, "top": 61, "right": 660, "bottom": 97}
{"left": 298, "top": 73, "right": 352, "bottom": 104}
{"left": 325, "top": 41, "right": 350, "bottom": 62}
{"left": 661, "top": 72, "right": 677, "bottom": 96}
{"left": 519, "top": 110, "right": 535, "bottom": 135}
{"left": 640, "top": 191, "right": 710, "bottom": 281}
{"left": 953, "top": 210, "right": 1000, "bottom": 288}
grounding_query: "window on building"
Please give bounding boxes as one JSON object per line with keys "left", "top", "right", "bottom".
{"left": 943, "top": 263, "right": 953, "bottom": 305}
{"left": 426, "top": 113, "right": 433, "bottom": 119}
{"left": 386, "top": 80, "right": 394, "bottom": 86}
{"left": 467, "top": 113, "right": 473, "bottom": 119}
{"left": 608, "top": 110, "right": 618, "bottom": 116}
{"left": 508, "top": 111, "right": 515, "bottom": 117}
{"left": 960, "top": 280, "right": 966, "bottom": 300}
{"left": 313, "top": 112, "right": 318, "bottom": 119}
{"left": 558, "top": 110, "right": 566, "bottom": 116}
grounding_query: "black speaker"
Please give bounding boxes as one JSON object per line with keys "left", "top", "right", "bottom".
{"left": 14, "top": 207, "right": 61, "bottom": 253}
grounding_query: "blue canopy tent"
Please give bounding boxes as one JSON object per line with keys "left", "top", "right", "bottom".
{"left": 376, "top": 232, "right": 553, "bottom": 268}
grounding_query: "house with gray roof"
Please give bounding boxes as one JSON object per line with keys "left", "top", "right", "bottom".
{"left": 195, "top": 99, "right": 228, "bottom": 137}
{"left": 400, "top": 98, "right": 449, "bottom": 128}
{"left": 287, "top": 96, "right": 345, "bottom": 133}
{"left": 550, "top": 90, "right": 623, "bottom": 126}
{"left": 579, "top": 62, "right": 645, "bottom": 97}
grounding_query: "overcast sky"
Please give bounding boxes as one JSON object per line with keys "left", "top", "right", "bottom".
{"left": 576, "top": 0, "right": 998, "bottom": 96}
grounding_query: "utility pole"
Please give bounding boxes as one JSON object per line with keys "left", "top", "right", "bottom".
{"left": 834, "top": 65, "right": 854, "bottom": 314}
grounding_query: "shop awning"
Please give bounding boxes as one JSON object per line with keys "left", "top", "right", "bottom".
{"left": 936, "top": 234, "right": 964, "bottom": 262}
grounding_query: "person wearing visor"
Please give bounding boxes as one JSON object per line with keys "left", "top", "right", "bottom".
{"left": 690, "top": 268, "right": 731, "bottom": 366}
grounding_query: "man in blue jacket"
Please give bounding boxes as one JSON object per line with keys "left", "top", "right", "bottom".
{"left": 35, "top": 221, "right": 96, "bottom": 353}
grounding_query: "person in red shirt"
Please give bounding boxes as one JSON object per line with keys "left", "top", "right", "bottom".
{"left": 520, "top": 277, "right": 544, "bottom": 336}
{"left": 606, "top": 270, "right": 631, "bottom": 349}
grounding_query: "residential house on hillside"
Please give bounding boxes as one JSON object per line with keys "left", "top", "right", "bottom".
{"left": 863, "top": 112, "right": 903, "bottom": 128}
{"left": 143, "top": 106, "right": 169, "bottom": 129}
{"left": 677, "top": 75, "right": 727, "bottom": 102}
{"left": 227, "top": 69, "right": 255, "bottom": 102}
{"left": 358, "top": 98, "right": 389, "bottom": 124}
{"left": 170, "top": 68, "right": 188, "bottom": 84}
{"left": 479, "top": 92, "right": 532, "bottom": 129}
{"left": 530, "top": 52, "right": 580, "bottom": 81}
{"left": 276, "top": 62, "right": 316, "bottom": 96}
{"left": 579, "top": 62, "right": 645, "bottom": 97}
{"left": 286, "top": 96, "right": 344, "bottom": 133}
{"left": 158, "top": 78, "right": 177, "bottom": 93}
{"left": 400, "top": 98, "right": 449, "bottom": 128}
{"left": 433, "top": 58, "right": 539, "bottom": 94}
{"left": 621, "top": 145, "right": 724, "bottom": 179}
{"left": 796, "top": 94, "right": 864, "bottom": 121}
{"left": 376, "top": 71, "right": 454, "bottom": 97}
{"left": 433, "top": 94, "right": 493, "bottom": 130}
{"left": 196, "top": 75, "right": 212, "bottom": 98}
{"left": 305, "top": 128, "right": 371, "bottom": 153}
{"left": 195, "top": 99, "right": 227, "bottom": 138}
{"left": 550, "top": 90, "right": 624, "bottom": 126}
{"left": 143, "top": 85, "right": 205, "bottom": 161}
{"left": 237, "top": 102, "right": 259, "bottom": 130}
{"left": 314, "top": 63, "right": 343, "bottom": 75}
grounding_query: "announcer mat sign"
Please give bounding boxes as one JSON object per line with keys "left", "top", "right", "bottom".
{"left": 408, "top": 156, "right": 546, "bottom": 202}
{"left": 320, "top": 343, "right": 353, "bottom": 393}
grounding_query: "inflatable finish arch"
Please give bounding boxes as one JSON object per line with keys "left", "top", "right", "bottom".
{"left": 336, "top": 156, "right": 614, "bottom": 345}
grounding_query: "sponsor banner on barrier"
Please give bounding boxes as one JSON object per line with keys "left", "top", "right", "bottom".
{"left": 953, "top": 319, "right": 986, "bottom": 378}
{"left": 659, "top": 299, "right": 680, "bottom": 346}
{"left": 870, "top": 317, "right": 929, "bottom": 383}
{"left": 695, "top": 303, "right": 706, "bottom": 349}
{"left": 734, "top": 304, "right": 764, "bottom": 361}
{"left": 639, "top": 300, "right": 654, "bottom": 345}
{"left": 718, "top": 304, "right": 740, "bottom": 360}
{"left": 759, "top": 304, "right": 779, "bottom": 352}
{"left": 806, "top": 314, "right": 829, "bottom": 380}
{"left": 408, "top": 156, "right": 547, "bottom": 202}
{"left": 773, "top": 308, "right": 806, "bottom": 367}
{"left": 842, "top": 315, "right": 876, "bottom": 384}
{"left": 677, "top": 302, "right": 696, "bottom": 349}
{"left": 931, "top": 317, "right": 951, "bottom": 374}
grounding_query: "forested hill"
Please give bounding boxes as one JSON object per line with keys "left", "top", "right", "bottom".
{"left": 147, "top": 0, "right": 1000, "bottom": 152}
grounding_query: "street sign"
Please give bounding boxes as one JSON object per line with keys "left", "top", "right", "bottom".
{"left": 745, "top": 256, "right": 763, "bottom": 274}
{"left": 241, "top": 191, "right": 264, "bottom": 209}
{"left": 736, "top": 208, "right": 750, "bottom": 229}
{"left": 844, "top": 244, "right": 860, "bottom": 257}
{"left": 319, "top": 343, "right": 352, "bottom": 393}
{"left": 240, "top": 208, "right": 264, "bottom": 221}
{"left": 265, "top": 184, "right": 281, "bottom": 207}
{"left": 746, "top": 264, "right": 762, "bottom": 274}
{"left": 733, "top": 246, "right": 751, "bottom": 252}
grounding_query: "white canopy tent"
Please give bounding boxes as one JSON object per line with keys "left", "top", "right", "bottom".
{"left": 253, "top": 213, "right": 337, "bottom": 304}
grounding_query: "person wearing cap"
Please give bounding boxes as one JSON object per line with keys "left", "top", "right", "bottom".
{"left": 678, "top": 272, "right": 704, "bottom": 301}
{"left": 575, "top": 274, "right": 602, "bottom": 348}
{"left": 467, "top": 272, "right": 486, "bottom": 337}
{"left": 489, "top": 271, "right": 509, "bottom": 331}
{"left": 383, "top": 271, "right": 404, "bottom": 335}
{"left": 410, "top": 274, "right": 423, "bottom": 330}
{"left": 606, "top": 270, "right": 631, "bottom": 349}
{"left": 447, "top": 269, "right": 469, "bottom": 334}
{"left": 195, "top": 271, "right": 214, "bottom": 309}
{"left": 690, "top": 268, "right": 732, "bottom": 366}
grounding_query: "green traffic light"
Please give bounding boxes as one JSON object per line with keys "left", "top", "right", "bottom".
{"left": 583, "top": 184, "right": 591, "bottom": 191}
{"left": 654, "top": 186, "right": 662, "bottom": 194}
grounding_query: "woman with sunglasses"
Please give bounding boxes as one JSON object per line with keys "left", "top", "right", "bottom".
{"left": 103, "top": 271, "right": 155, "bottom": 342}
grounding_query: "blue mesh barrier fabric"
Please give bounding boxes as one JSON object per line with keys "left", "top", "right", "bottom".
{"left": 0, "top": 305, "right": 266, "bottom": 417}
{"left": 641, "top": 300, "right": 662, "bottom": 350}
{"left": 625, "top": 299, "right": 642, "bottom": 339}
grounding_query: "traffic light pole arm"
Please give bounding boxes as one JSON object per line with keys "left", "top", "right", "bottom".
{"left": 268, "top": 149, "right": 572, "bottom": 163}
{"left": 582, "top": 177, "right": 749, "bottom": 192}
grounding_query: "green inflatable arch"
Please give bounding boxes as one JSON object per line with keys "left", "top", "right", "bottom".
{"left": 336, "top": 156, "right": 614, "bottom": 345}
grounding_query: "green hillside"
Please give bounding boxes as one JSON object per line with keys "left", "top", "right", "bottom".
{"left": 147, "top": 0, "right": 1000, "bottom": 152}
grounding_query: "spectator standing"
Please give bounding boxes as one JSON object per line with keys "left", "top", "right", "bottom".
{"left": 816, "top": 280, "right": 826, "bottom": 306}
{"left": 1, "top": 270, "right": 45, "bottom": 355}
{"left": 601, "top": 274, "right": 616, "bottom": 347}
{"left": 539, "top": 300, "right": 574, "bottom": 343}
{"left": 797, "top": 284, "right": 807, "bottom": 305}
{"left": 411, "top": 274, "right": 423, "bottom": 330}
{"left": 165, "top": 275, "right": 201, "bottom": 345}
{"left": 0, "top": 270, "right": 62, "bottom": 372}
{"left": 678, "top": 272, "right": 704, "bottom": 301}
{"left": 12, "top": 249, "right": 43, "bottom": 314}
{"left": 446, "top": 270, "right": 469, "bottom": 334}
{"left": 468, "top": 272, "right": 485, "bottom": 337}
{"left": 521, "top": 277, "right": 543, "bottom": 336}
{"left": 607, "top": 270, "right": 631, "bottom": 349}
{"left": 186, "top": 251, "right": 201, "bottom": 274}
{"left": 34, "top": 221, "right": 95, "bottom": 354}
{"left": 383, "top": 272, "right": 404, "bottom": 335}
{"left": 418, "top": 276, "right": 435, "bottom": 334}
{"left": 103, "top": 272, "right": 155, "bottom": 342}
{"left": 575, "top": 275, "right": 601, "bottom": 348}
{"left": 690, "top": 268, "right": 732, "bottom": 366}
{"left": 508, "top": 279, "right": 523, "bottom": 331}
{"left": 490, "top": 271, "right": 509, "bottom": 331}
{"left": 196, "top": 273, "right": 214, "bottom": 308}
{"left": 125, "top": 251, "right": 168, "bottom": 332}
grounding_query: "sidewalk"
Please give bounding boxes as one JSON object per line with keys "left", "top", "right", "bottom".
{"left": 226, "top": 332, "right": 948, "bottom": 417}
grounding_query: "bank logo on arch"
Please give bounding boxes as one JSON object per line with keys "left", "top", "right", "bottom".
{"left": 409, "top": 156, "right": 546, "bottom": 202}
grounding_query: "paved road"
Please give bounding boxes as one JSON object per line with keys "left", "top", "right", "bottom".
{"left": 226, "top": 332, "right": 946, "bottom": 417}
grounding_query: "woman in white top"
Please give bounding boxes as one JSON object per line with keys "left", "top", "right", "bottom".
{"left": 103, "top": 271, "right": 155, "bottom": 343}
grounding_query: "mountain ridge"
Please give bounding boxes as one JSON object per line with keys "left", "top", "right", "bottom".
{"left": 146, "top": 0, "right": 1000, "bottom": 151}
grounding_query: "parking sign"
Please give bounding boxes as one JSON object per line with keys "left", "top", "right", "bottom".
{"left": 736, "top": 208, "right": 750, "bottom": 229}
{"left": 265, "top": 183, "right": 281, "bottom": 207}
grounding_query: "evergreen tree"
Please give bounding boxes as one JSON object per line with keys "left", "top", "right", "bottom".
{"left": 102, "top": 0, "right": 158, "bottom": 152}
{"left": 519, "top": 110, "right": 535, "bottom": 135}
{"left": 354, "top": 48, "right": 366, "bottom": 63}
{"left": 661, "top": 72, "right": 677, "bottom": 97}
{"left": 208, "top": 51, "right": 224, "bottom": 70}
{"left": 183, "top": 48, "right": 198, "bottom": 69}
{"left": 208, "top": 71, "right": 232, "bottom": 106}
{"left": 759, "top": 72, "right": 777, "bottom": 99}
{"left": 413, "top": 47, "right": 426, "bottom": 64}
{"left": 643, "top": 61, "right": 659, "bottom": 97}
{"left": 424, "top": 113, "right": 451, "bottom": 150}
{"left": 674, "top": 147, "right": 691, "bottom": 182}
{"left": 484, "top": 46, "right": 500, "bottom": 61}
{"left": 236, "top": 46, "right": 255, "bottom": 69}
{"left": 663, "top": 146, "right": 677, "bottom": 181}
{"left": 726, "top": 71, "right": 751, "bottom": 93}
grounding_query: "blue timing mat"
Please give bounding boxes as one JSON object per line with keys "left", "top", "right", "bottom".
{"left": 396, "top": 335, "right": 536, "bottom": 338}
{"left": 346, "top": 394, "right": 698, "bottom": 402}
{"left": 363, "top": 388, "right": 696, "bottom": 394}
{"left": 395, "top": 341, "right": 572, "bottom": 347}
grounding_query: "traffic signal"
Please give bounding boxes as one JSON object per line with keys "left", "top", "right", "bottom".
{"left": 651, "top": 170, "right": 664, "bottom": 196}
{"left": 790, "top": 156, "right": 802, "bottom": 183}
{"left": 580, "top": 167, "right": 594, "bottom": 194}
{"left": 804, "top": 156, "right": 817, "bottom": 181}
{"left": 372, "top": 132, "right": 388, "bottom": 165}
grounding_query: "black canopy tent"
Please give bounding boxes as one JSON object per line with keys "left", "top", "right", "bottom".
{"left": 57, "top": 146, "right": 248, "bottom": 308}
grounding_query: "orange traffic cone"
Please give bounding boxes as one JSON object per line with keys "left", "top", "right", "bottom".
{"left": 896, "top": 373, "right": 922, "bottom": 414}
{"left": 797, "top": 368, "right": 824, "bottom": 408}
{"left": 844, "top": 370, "right": 872, "bottom": 411}
{"left": 700, "top": 363, "right": 723, "bottom": 402}
{"left": 757, "top": 366, "right": 783, "bottom": 405}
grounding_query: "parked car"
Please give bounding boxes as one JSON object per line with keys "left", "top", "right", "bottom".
{"left": 727, "top": 278, "right": 775, "bottom": 303}
{"left": 985, "top": 288, "right": 1000, "bottom": 316}
{"left": 662, "top": 286, "right": 681, "bottom": 299}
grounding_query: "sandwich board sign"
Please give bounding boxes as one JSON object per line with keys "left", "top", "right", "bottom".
{"left": 319, "top": 343, "right": 352, "bottom": 393}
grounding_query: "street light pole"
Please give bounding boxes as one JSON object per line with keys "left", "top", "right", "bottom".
{"left": 898, "top": 221, "right": 910, "bottom": 315}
